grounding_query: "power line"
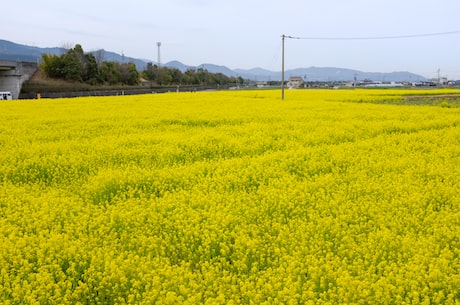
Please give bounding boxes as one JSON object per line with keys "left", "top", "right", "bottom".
{"left": 284, "top": 30, "right": 460, "bottom": 41}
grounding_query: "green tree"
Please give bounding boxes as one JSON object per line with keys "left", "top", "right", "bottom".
{"left": 184, "top": 69, "right": 200, "bottom": 85}
{"left": 127, "top": 62, "right": 139, "bottom": 85}
{"left": 120, "top": 62, "right": 139, "bottom": 85}
{"left": 143, "top": 62, "right": 157, "bottom": 81}
{"left": 60, "top": 45, "right": 85, "bottom": 82}
{"left": 142, "top": 65, "right": 183, "bottom": 85}
{"left": 169, "top": 68, "right": 183, "bottom": 84}
{"left": 196, "top": 68, "right": 208, "bottom": 85}
{"left": 84, "top": 53, "right": 101, "bottom": 84}
{"left": 100, "top": 61, "right": 122, "bottom": 85}
{"left": 156, "top": 67, "right": 173, "bottom": 85}
{"left": 40, "top": 54, "right": 64, "bottom": 78}
{"left": 41, "top": 44, "right": 102, "bottom": 84}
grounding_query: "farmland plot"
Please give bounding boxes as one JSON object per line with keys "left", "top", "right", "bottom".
{"left": 0, "top": 89, "right": 459, "bottom": 304}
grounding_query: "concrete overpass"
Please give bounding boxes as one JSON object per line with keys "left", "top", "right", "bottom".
{"left": 0, "top": 60, "right": 38, "bottom": 99}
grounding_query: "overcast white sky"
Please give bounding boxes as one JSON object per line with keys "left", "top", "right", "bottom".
{"left": 3, "top": 0, "right": 460, "bottom": 78}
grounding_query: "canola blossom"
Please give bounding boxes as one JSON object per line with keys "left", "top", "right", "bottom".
{"left": 0, "top": 89, "right": 459, "bottom": 304}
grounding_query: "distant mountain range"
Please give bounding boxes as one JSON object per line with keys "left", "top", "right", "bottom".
{"left": 165, "top": 62, "right": 427, "bottom": 83}
{"left": 0, "top": 39, "right": 426, "bottom": 82}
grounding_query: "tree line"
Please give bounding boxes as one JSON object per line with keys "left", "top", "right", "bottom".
{"left": 40, "top": 44, "right": 244, "bottom": 87}
{"left": 40, "top": 44, "right": 139, "bottom": 85}
{"left": 143, "top": 63, "right": 244, "bottom": 87}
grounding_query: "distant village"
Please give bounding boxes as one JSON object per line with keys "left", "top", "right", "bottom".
{"left": 254, "top": 76, "right": 460, "bottom": 89}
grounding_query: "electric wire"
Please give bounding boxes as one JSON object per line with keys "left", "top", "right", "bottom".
{"left": 283, "top": 30, "right": 460, "bottom": 40}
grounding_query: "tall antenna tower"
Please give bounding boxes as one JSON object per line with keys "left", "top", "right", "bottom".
{"left": 156, "top": 42, "right": 162, "bottom": 66}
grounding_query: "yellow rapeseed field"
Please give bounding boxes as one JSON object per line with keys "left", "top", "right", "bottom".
{"left": 1, "top": 89, "right": 459, "bottom": 304}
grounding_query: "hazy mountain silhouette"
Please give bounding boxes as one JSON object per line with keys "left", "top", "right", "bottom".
{"left": 1, "top": 39, "right": 426, "bottom": 82}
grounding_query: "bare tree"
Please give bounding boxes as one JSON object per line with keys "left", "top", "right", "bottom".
{"left": 60, "top": 42, "right": 74, "bottom": 54}
{"left": 93, "top": 49, "right": 105, "bottom": 68}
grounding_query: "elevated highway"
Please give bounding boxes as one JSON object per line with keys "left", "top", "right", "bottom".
{"left": 0, "top": 60, "right": 37, "bottom": 99}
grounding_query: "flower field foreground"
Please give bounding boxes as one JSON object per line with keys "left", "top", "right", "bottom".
{"left": 1, "top": 89, "right": 459, "bottom": 304}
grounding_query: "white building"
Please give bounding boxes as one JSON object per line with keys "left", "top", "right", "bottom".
{"left": 287, "top": 76, "right": 304, "bottom": 89}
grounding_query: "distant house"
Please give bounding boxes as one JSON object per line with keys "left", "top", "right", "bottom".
{"left": 287, "top": 76, "right": 304, "bottom": 88}
{"left": 139, "top": 77, "right": 151, "bottom": 87}
{"left": 256, "top": 81, "right": 268, "bottom": 88}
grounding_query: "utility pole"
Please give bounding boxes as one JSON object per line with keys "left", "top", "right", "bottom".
{"left": 282, "top": 34, "right": 285, "bottom": 100}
